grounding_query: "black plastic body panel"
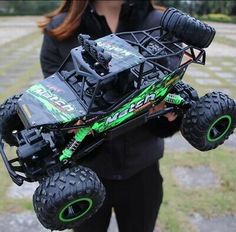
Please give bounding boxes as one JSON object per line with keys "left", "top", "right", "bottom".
{"left": 17, "top": 74, "right": 86, "bottom": 128}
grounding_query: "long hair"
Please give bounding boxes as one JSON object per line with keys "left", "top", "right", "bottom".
{"left": 38, "top": 0, "right": 89, "bottom": 41}
{"left": 38, "top": 0, "right": 163, "bottom": 41}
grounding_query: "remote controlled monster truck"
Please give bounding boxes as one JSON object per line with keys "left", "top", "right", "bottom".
{"left": 0, "top": 8, "right": 235, "bottom": 231}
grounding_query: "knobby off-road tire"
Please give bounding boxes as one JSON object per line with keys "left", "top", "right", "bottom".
{"left": 181, "top": 92, "right": 236, "bottom": 151}
{"left": 0, "top": 95, "right": 24, "bottom": 146}
{"left": 33, "top": 166, "right": 106, "bottom": 231}
{"left": 161, "top": 7, "right": 216, "bottom": 48}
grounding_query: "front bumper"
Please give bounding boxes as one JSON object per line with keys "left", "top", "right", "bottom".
{"left": 0, "top": 138, "right": 25, "bottom": 186}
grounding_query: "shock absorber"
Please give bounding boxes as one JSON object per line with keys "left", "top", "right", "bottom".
{"left": 67, "top": 138, "right": 80, "bottom": 152}
{"left": 59, "top": 127, "right": 92, "bottom": 161}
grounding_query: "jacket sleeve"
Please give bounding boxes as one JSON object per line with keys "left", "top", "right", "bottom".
{"left": 147, "top": 115, "right": 182, "bottom": 138}
{"left": 40, "top": 34, "right": 63, "bottom": 78}
{"left": 40, "top": 13, "right": 67, "bottom": 78}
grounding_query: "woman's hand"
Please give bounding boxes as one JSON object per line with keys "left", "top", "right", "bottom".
{"left": 149, "top": 102, "right": 178, "bottom": 122}
{"left": 164, "top": 112, "right": 178, "bottom": 122}
{"left": 68, "top": 120, "right": 83, "bottom": 134}
{"left": 68, "top": 120, "right": 93, "bottom": 136}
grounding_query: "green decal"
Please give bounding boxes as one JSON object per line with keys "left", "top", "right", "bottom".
{"left": 27, "top": 83, "right": 76, "bottom": 123}
{"left": 60, "top": 72, "right": 181, "bottom": 161}
{"left": 75, "top": 127, "right": 92, "bottom": 142}
{"left": 91, "top": 73, "right": 176, "bottom": 133}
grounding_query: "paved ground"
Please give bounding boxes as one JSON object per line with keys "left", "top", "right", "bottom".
{"left": 0, "top": 18, "right": 235, "bottom": 232}
{"left": 0, "top": 16, "right": 41, "bottom": 46}
{"left": 190, "top": 213, "right": 236, "bottom": 232}
{"left": 172, "top": 165, "right": 220, "bottom": 188}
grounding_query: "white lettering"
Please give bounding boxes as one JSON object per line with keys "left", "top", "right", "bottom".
{"left": 106, "top": 113, "right": 119, "bottom": 124}
{"left": 144, "top": 94, "right": 155, "bottom": 104}
{"left": 135, "top": 99, "right": 144, "bottom": 109}
{"left": 119, "top": 109, "right": 129, "bottom": 118}
{"left": 33, "top": 87, "right": 75, "bottom": 112}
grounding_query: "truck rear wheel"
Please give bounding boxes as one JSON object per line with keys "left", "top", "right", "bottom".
{"left": 181, "top": 92, "right": 236, "bottom": 151}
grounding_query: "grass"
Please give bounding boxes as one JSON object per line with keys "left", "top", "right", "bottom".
{"left": 185, "top": 29, "right": 236, "bottom": 101}
{"left": 200, "top": 14, "right": 236, "bottom": 24}
{"left": 0, "top": 147, "right": 33, "bottom": 213}
{"left": 0, "top": 62, "right": 41, "bottom": 101}
{"left": 0, "top": 42, "right": 39, "bottom": 75}
{"left": 158, "top": 148, "right": 236, "bottom": 232}
{"left": 214, "top": 35, "right": 236, "bottom": 47}
{"left": 0, "top": 31, "right": 41, "bottom": 101}
{"left": 185, "top": 57, "right": 236, "bottom": 99}
{"left": 0, "top": 31, "right": 41, "bottom": 62}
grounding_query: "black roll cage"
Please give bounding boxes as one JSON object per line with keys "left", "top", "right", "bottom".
{"left": 59, "top": 26, "right": 206, "bottom": 116}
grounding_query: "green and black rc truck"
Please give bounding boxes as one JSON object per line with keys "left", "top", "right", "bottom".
{"left": 0, "top": 8, "right": 235, "bottom": 231}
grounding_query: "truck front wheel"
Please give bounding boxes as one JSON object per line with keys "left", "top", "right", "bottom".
{"left": 33, "top": 166, "right": 106, "bottom": 231}
{"left": 0, "top": 95, "right": 24, "bottom": 146}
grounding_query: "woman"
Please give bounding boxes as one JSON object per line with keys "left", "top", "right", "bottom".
{"left": 39, "top": 1, "right": 181, "bottom": 231}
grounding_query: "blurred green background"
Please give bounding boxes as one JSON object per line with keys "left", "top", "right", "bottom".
{"left": 0, "top": 0, "right": 236, "bottom": 23}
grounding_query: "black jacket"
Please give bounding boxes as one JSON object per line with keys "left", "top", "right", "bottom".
{"left": 40, "top": 1, "right": 181, "bottom": 180}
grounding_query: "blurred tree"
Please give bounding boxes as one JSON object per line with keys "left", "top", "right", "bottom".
{"left": 154, "top": 0, "right": 236, "bottom": 16}
{"left": 156, "top": 0, "right": 182, "bottom": 9}
{"left": 232, "top": 5, "right": 236, "bottom": 15}
{"left": 1, "top": 0, "right": 236, "bottom": 16}
{"left": 0, "top": 0, "right": 61, "bottom": 15}
{"left": 230, "top": 1, "right": 236, "bottom": 15}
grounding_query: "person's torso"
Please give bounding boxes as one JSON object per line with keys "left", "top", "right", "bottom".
{"left": 47, "top": 1, "right": 165, "bottom": 180}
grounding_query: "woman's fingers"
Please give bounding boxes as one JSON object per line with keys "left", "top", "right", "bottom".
{"left": 149, "top": 102, "right": 178, "bottom": 122}
{"left": 149, "top": 102, "right": 165, "bottom": 114}
{"left": 68, "top": 120, "right": 83, "bottom": 133}
{"left": 164, "top": 112, "right": 178, "bottom": 122}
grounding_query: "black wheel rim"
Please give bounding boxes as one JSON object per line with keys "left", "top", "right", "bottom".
{"left": 59, "top": 198, "right": 93, "bottom": 222}
{"left": 207, "top": 115, "right": 232, "bottom": 142}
